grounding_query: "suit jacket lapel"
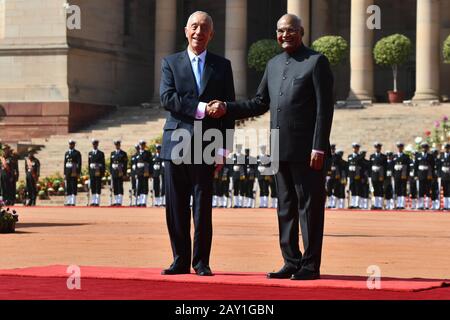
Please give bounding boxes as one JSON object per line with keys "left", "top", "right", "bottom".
{"left": 180, "top": 51, "right": 198, "bottom": 94}
{"left": 199, "top": 52, "right": 214, "bottom": 97}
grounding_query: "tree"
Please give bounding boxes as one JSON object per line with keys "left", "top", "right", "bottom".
{"left": 373, "top": 34, "right": 412, "bottom": 92}
{"left": 444, "top": 35, "right": 450, "bottom": 64}
{"left": 311, "top": 35, "right": 348, "bottom": 66}
{"left": 248, "top": 39, "right": 282, "bottom": 72}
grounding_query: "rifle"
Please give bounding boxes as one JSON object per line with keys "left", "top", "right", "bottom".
{"left": 135, "top": 174, "right": 139, "bottom": 206}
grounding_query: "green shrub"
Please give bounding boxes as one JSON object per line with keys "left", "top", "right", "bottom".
{"left": 248, "top": 39, "right": 282, "bottom": 72}
{"left": 311, "top": 35, "right": 348, "bottom": 66}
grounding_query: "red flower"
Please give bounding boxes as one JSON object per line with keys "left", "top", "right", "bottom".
{"left": 425, "top": 130, "right": 431, "bottom": 137}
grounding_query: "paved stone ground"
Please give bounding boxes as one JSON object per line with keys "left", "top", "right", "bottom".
{"left": 1, "top": 207, "right": 450, "bottom": 280}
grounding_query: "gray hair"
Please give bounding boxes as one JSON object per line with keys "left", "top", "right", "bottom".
{"left": 186, "top": 11, "right": 214, "bottom": 30}
{"left": 277, "top": 13, "right": 302, "bottom": 29}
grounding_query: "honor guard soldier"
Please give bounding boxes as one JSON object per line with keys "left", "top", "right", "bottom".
{"left": 130, "top": 143, "right": 140, "bottom": 205}
{"left": 369, "top": 142, "right": 387, "bottom": 210}
{"left": 348, "top": 143, "right": 363, "bottom": 209}
{"left": 135, "top": 140, "right": 153, "bottom": 207}
{"left": 25, "top": 148, "right": 40, "bottom": 206}
{"left": 393, "top": 142, "right": 410, "bottom": 209}
{"left": 257, "top": 145, "right": 271, "bottom": 208}
{"left": 244, "top": 148, "right": 257, "bottom": 208}
{"left": 231, "top": 144, "right": 246, "bottom": 208}
{"left": 64, "top": 140, "right": 82, "bottom": 206}
{"left": 88, "top": 139, "right": 105, "bottom": 206}
{"left": 0, "top": 145, "right": 19, "bottom": 205}
{"left": 430, "top": 148, "right": 440, "bottom": 210}
{"left": 218, "top": 163, "right": 231, "bottom": 208}
{"left": 110, "top": 140, "right": 128, "bottom": 206}
{"left": 384, "top": 151, "right": 395, "bottom": 210}
{"left": 439, "top": 143, "right": 450, "bottom": 210}
{"left": 212, "top": 165, "right": 221, "bottom": 208}
{"left": 359, "top": 150, "right": 370, "bottom": 209}
{"left": 152, "top": 144, "right": 165, "bottom": 207}
{"left": 415, "top": 142, "right": 435, "bottom": 209}
{"left": 334, "top": 150, "right": 348, "bottom": 209}
{"left": 409, "top": 152, "right": 419, "bottom": 209}
{"left": 326, "top": 144, "right": 338, "bottom": 208}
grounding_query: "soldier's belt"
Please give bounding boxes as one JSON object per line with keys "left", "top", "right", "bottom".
{"left": 331, "top": 166, "right": 336, "bottom": 171}
{"left": 386, "top": 171, "right": 392, "bottom": 177}
{"left": 418, "top": 165, "right": 429, "bottom": 171}
{"left": 233, "top": 165, "right": 241, "bottom": 172}
{"left": 349, "top": 165, "right": 356, "bottom": 171}
{"left": 394, "top": 165, "right": 404, "bottom": 171}
{"left": 65, "top": 163, "right": 77, "bottom": 169}
{"left": 442, "top": 167, "right": 450, "bottom": 173}
{"left": 89, "top": 163, "right": 102, "bottom": 169}
{"left": 371, "top": 166, "right": 381, "bottom": 172}
{"left": 153, "top": 164, "right": 161, "bottom": 170}
{"left": 132, "top": 164, "right": 136, "bottom": 170}
{"left": 258, "top": 166, "right": 266, "bottom": 173}
{"left": 137, "top": 163, "right": 145, "bottom": 168}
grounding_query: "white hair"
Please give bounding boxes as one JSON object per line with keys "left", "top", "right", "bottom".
{"left": 186, "top": 11, "right": 214, "bottom": 30}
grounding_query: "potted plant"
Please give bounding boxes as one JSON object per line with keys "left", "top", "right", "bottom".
{"left": 311, "top": 35, "right": 348, "bottom": 67}
{"left": 373, "top": 34, "right": 412, "bottom": 103}
{"left": 0, "top": 202, "right": 19, "bottom": 233}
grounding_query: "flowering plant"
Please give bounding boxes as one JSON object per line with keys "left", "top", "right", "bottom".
{"left": 0, "top": 201, "right": 19, "bottom": 233}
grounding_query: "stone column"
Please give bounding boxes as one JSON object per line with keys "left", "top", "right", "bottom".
{"left": 413, "top": 0, "right": 441, "bottom": 101}
{"left": 287, "top": 0, "right": 310, "bottom": 45}
{"left": 310, "top": 0, "right": 331, "bottom": 42}
{"left": 154, "top": 0, "right": 176, "bottom": 100}
{"left": 347, "top": 0, "right": 374, "bottom": 102}
{"left": 225, "top": 0, "right": 247, "bottom": 99}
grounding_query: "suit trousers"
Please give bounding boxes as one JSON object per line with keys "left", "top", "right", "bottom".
{"left": 66, "top": 176, "right": 78, "bottom": 195}
{"left": 90, "top": 176, "right": 102, "bottom": 194}
{"left": 112, "top": 177, "right": 124, "bottom": 195}
{"left": 164, "top": 161, "right": 214, "bottom": 270}
{"left": 275, "top": 161, "right": 326, "bottom": 273}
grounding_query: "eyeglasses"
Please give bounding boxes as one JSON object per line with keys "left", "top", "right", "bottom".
{"left": 276, "top": 28, "right": 299, "bottom": 35}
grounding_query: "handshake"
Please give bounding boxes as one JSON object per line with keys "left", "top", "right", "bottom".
{"left": 206, "top": 100, "right": 227, "bottom": 119}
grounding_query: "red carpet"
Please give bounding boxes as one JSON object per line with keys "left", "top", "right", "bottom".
{"left": 0, "top": 265, "right": 448, "bottom": 300}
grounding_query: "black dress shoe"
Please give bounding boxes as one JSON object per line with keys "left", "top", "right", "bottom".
{"left": 195, "top": 266, "right": 213, "bottom": 276}
{"left": 161, "top": 266, "right": 191, "bottom": 275}
{"left": 290, "top": 268, "right": 320, "bottom": 280}
{"left": 267, "top": 265, "right": 298, "bottom": 279}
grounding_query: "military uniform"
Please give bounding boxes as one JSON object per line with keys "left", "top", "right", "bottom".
{"left": 25, "top": 153, "right": 40, "bottom": 206}
{"left": 409, "top": 153, "right": 419, "bottom": 209}
{"left": 0, "top": 148, "right": 19, "bottom": 205}
{"left": 215, "top": 164, "right": 231, "bottom": 208}
{"left": 88, "top": 141, "right": 106, "bottom": 206}
{"left": 325, "top": 145, "right": 337, "bottom": 208}
{"left": 110, "top": 142, "right": 128, "bottom": 206}
{"left": 430, "top": 149, "right": 440, "bottom": 210}
{"left": 439, "top": 145, "right": 450, "bottom": 210}
{"left": 347, "top": 144, "right": 363, "bottom": 209}
{"left": 230, "top": 146, "right": 246, "bottom": 208}
{"left": 243, "top": 149, "right": 257, "bottom": 208}
{"left": 334, "top": 151, "right": 348, "bottom": 209}
{"left": 130, "top": 145, "right": 140, "bottom": 205}
{"left": 392, "top": 143, "right": 410, "bottom": 209}
{"left": 257, "top": 146, "right": 272, "bottom": 208}
{"left": 369, "top": 143, "right": 387, "bottom": 210}
{"left": 152, "top": 145, "right": 165, "bottom": 207}
{"left": 359, "top": 152, "right": 370, "bottom": 209}
{"left": 64, "top": 141, "right": 82, "bottom": 206}
{"left": 415, "top": 144, "right": 436, "bottom": 209}
{"left": 384, "top": 152, "right": 395, "bottom": 210}
{"left": 135, "top": 141, "right": 153, "bottom": 207}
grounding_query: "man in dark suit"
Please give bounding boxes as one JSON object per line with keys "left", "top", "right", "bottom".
{"left": 210, "top": 14, "right": 334, "bottom": 280}
{"left": 159, "top": 11, "right": 235, "bottom": 276}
